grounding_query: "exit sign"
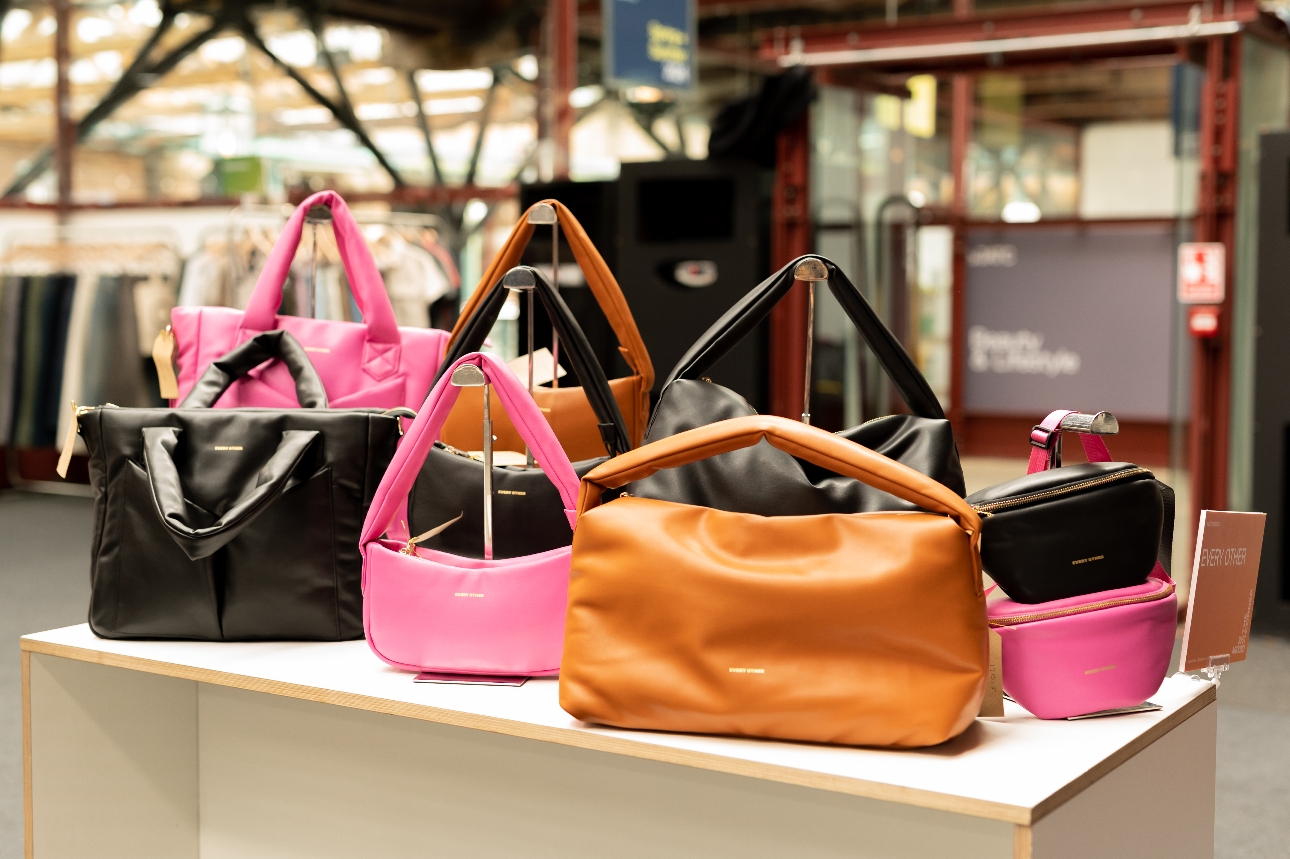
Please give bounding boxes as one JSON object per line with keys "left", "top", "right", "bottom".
{"left": 1178, "top": 242, "right": 1225, "bottom": 304}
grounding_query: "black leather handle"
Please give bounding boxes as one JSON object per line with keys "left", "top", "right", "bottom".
{"left": 143, "top": 426, "right": 319, "bottom": 560}
{"left": 436, "top": 266, "right": 632, "bottom": 457}
{"left": 180, "top": 330, "right": 328, "bottom": 409}
{"left": 662, "top": 254, "right": 946, "bottom": 421}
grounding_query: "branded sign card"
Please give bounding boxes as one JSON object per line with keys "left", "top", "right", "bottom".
{"left": 1179, "top": 511, "right": 1266, "bottom": 672}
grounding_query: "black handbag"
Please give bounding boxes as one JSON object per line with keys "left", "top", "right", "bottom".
{"left": 78, "top": 330, "right": 407, "bottom": 641}
{"left": 965, "top": 411, "right": 1171, "bottom": 604}
{"left": 630, "top": 254, "right": 965, "bottom": 513}
{"left": 406, "top": 266, "right": 629, "bottom": 559}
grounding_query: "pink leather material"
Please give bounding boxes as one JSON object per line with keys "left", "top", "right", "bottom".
{"left": 1027, "top": 409, "right": 1113, "bottom": 474}
{"left": 989, "top": 565, "right": 1177, "bottom": 719}
{"left": 361, "top": 351, "right": 581, "bottom": 676}
{"left": 170, "top": 192, "right": 448, "bottom": 410}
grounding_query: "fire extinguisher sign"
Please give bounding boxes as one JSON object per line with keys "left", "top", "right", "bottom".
{"left": 1178, "top": 242, "right": 1225, "bottom": 304}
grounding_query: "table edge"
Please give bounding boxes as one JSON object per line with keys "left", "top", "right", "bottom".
{"left": 21, "top": 635, "right": 1211, "bottom": 825}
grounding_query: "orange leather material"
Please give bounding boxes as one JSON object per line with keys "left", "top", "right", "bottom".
{"left": 443, "top": 201, "right": 653, "bottom": 456}
{"left": 560, "top": 415, "right": 988, "bottom": 748}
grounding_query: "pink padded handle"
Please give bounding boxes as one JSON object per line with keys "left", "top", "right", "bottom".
{"left": 240, "top": 191, "right": 401, "bottom": 374}
{"left": 1026, "top": 409, "right": 1113, "bottom": 474}
{"left": 360, "top": 352, "right": 580, "bottom": 564}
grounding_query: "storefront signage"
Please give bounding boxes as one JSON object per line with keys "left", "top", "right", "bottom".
{"left": 1177, "top": 242, "right": 1225, "bottom": 304}
{"left": 965, "top": 226, "right": 1176, "bottom": 420}
{"left": 603, "top": 0, "right": 696, "bottom": 91}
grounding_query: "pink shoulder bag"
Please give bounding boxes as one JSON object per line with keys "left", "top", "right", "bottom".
{"left": 170, "top": 191, "right": 448, "bottom": 410}
{"left": 360, "top": 352, "right": 579, "bottom": 676}
{"left": 987, "top": 409, "right": 1177, "bottom": 719}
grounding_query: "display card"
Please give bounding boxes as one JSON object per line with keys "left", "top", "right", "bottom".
{"left": 1179, "top": 510, "right": 1267, "bottom": 672}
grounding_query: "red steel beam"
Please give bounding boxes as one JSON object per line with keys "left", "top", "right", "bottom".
{"left": 768, "top": 114, "right": 813, "bottom": 420}
{"left": 758, "top": 0, "right": 1262, "bottom": 70}
{"left": 53, "top": 0, "right": 72, "bottom": 217}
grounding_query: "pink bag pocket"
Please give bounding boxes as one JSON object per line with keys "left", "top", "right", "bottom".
{"left": 988, "top": 566, "right": 1176, "bottom": 719}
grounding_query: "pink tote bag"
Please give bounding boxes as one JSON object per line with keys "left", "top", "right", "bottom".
{"left": 360, "top": 352, "right": 580, "bottom": 676}
{"left": 170, "top": 191, "right": 448, "bottom": 410}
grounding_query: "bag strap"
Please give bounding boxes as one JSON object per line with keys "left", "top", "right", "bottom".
{"left": 360, "top": 352, "right": 580, "bottom": 564}
{"left": 581, "top": 414, "right": 981, "bottom": 588}
{"left": 144, "top": 426, "right": 319, "bottom": 560}
{"left": 180, "top": 330, "right": 328, "bottom": 409}
{"left": 438, "top": 266, "right": 631, "bottom": 456}
{"left": 449, "top": 200, "right": 654, "bottom": 390}
{"left": 1025, "top": 409, "right": 1113, "bottom": 474}
{"left": 659, "top": 255, "right": 945, "bottom": 420}
{"left": 240, "top": 191, "right": 403, "bottom": 381}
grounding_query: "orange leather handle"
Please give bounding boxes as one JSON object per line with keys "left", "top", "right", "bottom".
{"left": 579, "top": 415, "right": 981, "bottom": 536}
{"left": 449, "top": 201, "right": 654, "bottom": 389}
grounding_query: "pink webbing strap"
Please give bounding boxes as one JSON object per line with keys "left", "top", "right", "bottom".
{"left": 239, "top": 191, "right": 402, "bottom": 379}
{"left": 1026, "top": 409, "right": 1113, "bottom": 474}
{"left": 359, "top": 352, "right": 580, "bottom": 576}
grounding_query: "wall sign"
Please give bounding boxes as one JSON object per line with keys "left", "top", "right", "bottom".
{"left": 603, "top": 0, "right": 696, "bottom": 91}
{"left": 965, "top": 226, "right": 1176, "bottom": 421}
{"left": 1177, "top": 242, "right": 1225, "bottom": 304}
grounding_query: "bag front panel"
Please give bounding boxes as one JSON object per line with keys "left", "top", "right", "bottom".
{"left": 438, "top": 374, "right": 645, "bottom": 462}
{"left": 171, "top": 306, "right": 446, "bottom": 411}
{"left": 560, "top": 497, "right": 987, "bottom": 748}
{"left": 83, "top": 408, "right": 398, "bottom": 640}
{"left": 364, "top": 541, "right": 570, "bottom": 675}
{"left": 996, "top": 593, "right": 1176, "bottom": 719}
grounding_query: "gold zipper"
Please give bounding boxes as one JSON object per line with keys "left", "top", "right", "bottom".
{"left": 972, "top": 467, "right": 1150, "bottom": 515}
{"left": 989, "top": 580, "right": 1174, "bottom": 626}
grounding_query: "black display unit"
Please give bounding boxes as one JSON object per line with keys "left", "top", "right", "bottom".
{"left": 519, "top": 160, "right": 770, "bottom": 412}
{"left": 1253, "top": 131, "right": 1290, "bottom": 630}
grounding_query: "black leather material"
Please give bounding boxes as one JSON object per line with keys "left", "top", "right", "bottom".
{"left": 966, "top": 462, "right": 1167, "bottom": 604}
{"left": 80, "top": 331, "right": 402, "bottom": 641}
{"left": 180, "top": 329, "right": 328, "bottom": 409}
{"left": 408, "top": 266, "right": 626, "bottom": 559}
{"left": 630, "top": 254, "right": 965, "bottom": 514}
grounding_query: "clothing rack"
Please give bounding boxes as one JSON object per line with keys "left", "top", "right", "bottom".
{"left": 1, "top": 230, "right": 182, "bottom": 496}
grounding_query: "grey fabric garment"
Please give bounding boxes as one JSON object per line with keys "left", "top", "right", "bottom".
{"left": 0, "top": 278, "right": 23, "bottom": 446}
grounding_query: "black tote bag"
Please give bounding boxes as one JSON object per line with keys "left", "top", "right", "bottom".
{"left": 631, "top": 254, "right": 965, "bottom": 514}
{"left": 406, "top": 266, "right": 630, "bottom": 559}
{"left": 79, "top": 330, "right": 406, "bottom": 641}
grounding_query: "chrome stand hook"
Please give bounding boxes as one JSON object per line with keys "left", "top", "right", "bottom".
{"left": 503, "top": 265, "right": 540, "bottom": 469}
{"left": 450, "top": 363, "right": 493, "bottom": 560}
{"left": 794, "top": 258, "right": 829, "bottom": 426}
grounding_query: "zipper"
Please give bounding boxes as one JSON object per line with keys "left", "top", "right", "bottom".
{"left": 989, "top": 580, "right": 1174, "bottom": 627}
{"left": 972, "top": 467, "right": 1150, "bottom": 515}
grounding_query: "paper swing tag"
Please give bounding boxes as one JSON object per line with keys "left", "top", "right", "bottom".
{"left": 152, "top": 326, "right": 179, "bottom": 400}
{"left": 979, "top": 629, "right": 1005, "bottom": 717}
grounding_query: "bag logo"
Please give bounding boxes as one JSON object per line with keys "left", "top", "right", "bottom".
{"left": 1085, "top": 664, "right": 1117, "bottom": 675}
{"left": 304, "top": 346, "right": 331, "bottom": 353}
{"left": 728, "top": 667, "right": 765, "bottom": 674}
{"left": 1071, "top": 554, "right": 1105, "bottom": 566}
{"left": 497, "top": 490, "right": 526, "bottom": 496}
{"left": 213, "top": 445, "right": 243, "bottom": 451}
{"left": 454, "top": 593, "right": 485, "bottom": 598}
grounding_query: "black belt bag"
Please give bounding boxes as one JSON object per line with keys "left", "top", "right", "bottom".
{"left": 405, "top": 266, "right": 629, "bottom": 559}
{"left": 966, "top": 411, "right": 1170, "bottom": 604}
{"left": 78, "top": 331, "right": 406, "bottom": 641}
{"left": 631, "top": 254, "right": 965, "bottom": 514}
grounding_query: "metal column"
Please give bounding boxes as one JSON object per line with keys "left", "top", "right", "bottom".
{"left": 768, "top": 113, "right": 813, "bottom": 420}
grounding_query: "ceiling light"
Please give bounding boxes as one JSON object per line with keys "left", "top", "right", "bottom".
{"left": 2, "top": 9, "right": 32, "bottom": 42}
{"left": 415, "top": 68, "right": 492, "bottom": 93}
{"left": 569, "top": 85, "right": 603, "bottom": 109}
{"left": 1001, "top": 200, "right": 1041, "bottom": 223}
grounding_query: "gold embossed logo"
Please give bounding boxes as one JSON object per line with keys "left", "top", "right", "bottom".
{"left": 497, "top": 490, "right": 526, "bottom": 496}
{"left": 303, "top": 346, "right": 331, "bottom": 353}
{"left": 454, "top": 593, "right": 485, "bottom": 598}
{"left": 1085, "top": 664, "right": 1116, "bottom": 675}
{"left": 728, "top": 667, "right": 765, "bottom": 674}
{"left": 213, "top": 445, "right": 243, "bottom": 451}
{"left": 1071, "top": 554, "right": 1105, "bottom": 566}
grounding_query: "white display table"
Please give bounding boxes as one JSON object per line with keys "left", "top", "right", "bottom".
{"left": 21, "top": 624, "right": 1215, "bottom": 859}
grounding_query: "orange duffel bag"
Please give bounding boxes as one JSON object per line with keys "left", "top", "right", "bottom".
{"left": 440, "top": 201, "right": 653, "bottom": 461}
{"left": 560, "top": 415, "right": 988, "bottom": 749}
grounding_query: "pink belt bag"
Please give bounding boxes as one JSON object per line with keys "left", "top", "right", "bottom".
{"left": 170, "top": 191, "right": 447, "bottom": 410}
{"left": 988, "top": 566, "right": 1176, "bottom": 719}
{"left": 359, "top": 352, "right": 580, "bottom": 676}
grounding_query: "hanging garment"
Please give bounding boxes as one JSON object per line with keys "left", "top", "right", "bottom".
{"left": 12, "top": 277, "right": 49, "bottom": 448}
{"left": 57, "top": 273, "right": 98, "bottom": 445}
{"left": 178, "top": 247, "right": 232, "bottom": 308}
{"left": 0, "top": 277, "right": 23, "bottom": 446}
{"left": 133, "top": 275, "right": 176, "bottom": 357}
{"left": 384, "top": 236, "right": 452, "bottom": 328}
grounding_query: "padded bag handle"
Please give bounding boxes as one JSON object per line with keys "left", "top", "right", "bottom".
{"left": 660, "top": 255, "right": 944, "bottom": 421}
{"left": 439, "top": 266, "right": 631, "bottom": 457}
{"left": 449, "top": 200, "right": 654, "bottom": 391}
{"left": 143, "top": 426, "right": 320, "bottom": 560}
{"left": 180, "top": 330, "right": 328, "bottom": 409}
{"left": 239, "top": 191, "right": 403, "bottom": 380}
{"left": 583, "top": 414, "right": 980, "bottom": 551}
{"left": 361, "top": 352, "right": 581, "bottom": 569}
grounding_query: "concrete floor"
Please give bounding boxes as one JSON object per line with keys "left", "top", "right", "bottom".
{"left": 1, "top": 483, "right": 1288, "bottom": 859}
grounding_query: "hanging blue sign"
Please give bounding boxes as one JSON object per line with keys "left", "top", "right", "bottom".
{"left": 603, "top": 0, "right": 696, "bottom": 91}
